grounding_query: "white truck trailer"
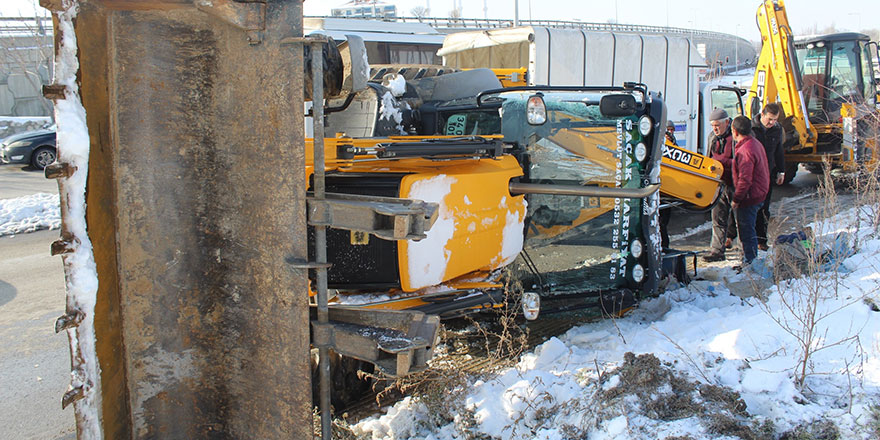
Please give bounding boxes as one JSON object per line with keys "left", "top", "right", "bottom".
{"left": 439, "top": 27, "right": 745, "bottom": 156}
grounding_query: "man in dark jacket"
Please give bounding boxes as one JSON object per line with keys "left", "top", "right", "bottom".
{"left": 704, "top": 108, "right": 735, "bottom": 262}
{"left": 751, "top": 103, "right": 786, "bottom": 250}
{"left": 731, "top": 116, "right": 770, "bottom": 265}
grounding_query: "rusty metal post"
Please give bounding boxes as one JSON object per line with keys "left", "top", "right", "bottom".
{"left": 52, "top": 0, "right": 313, "bottom": 438}
{"left": 309, "top": 36, "right": 332, "bottom": 440}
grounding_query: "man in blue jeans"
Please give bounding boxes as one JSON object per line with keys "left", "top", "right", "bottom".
{"left": 730, "top": 116, "right": 770, "bottom": 265}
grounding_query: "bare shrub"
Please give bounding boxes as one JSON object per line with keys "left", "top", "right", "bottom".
{"left": 361, "top": 273, "right": 530, "bottom": 435}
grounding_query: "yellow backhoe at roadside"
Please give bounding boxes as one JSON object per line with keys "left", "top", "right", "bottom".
{"left": 748, "top": 0, "right": 880, "bottom": 182}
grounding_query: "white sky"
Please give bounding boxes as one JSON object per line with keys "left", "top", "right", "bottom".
{"left": 1, "top": 0, "right": 877, "bottom": 41}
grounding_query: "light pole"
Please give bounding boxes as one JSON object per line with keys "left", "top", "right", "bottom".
{"left": 735, "top": 24, "right": 740, "bottom": 71}
{"left": 514, "top": 0, "right": 519, "bottom": 26}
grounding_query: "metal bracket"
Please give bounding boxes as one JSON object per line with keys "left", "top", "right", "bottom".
{"left": 195, "top": 0, "right": 266, "bottom": 45}
{"left": 61, "top": 385, "right": 85, "bottom": 409}
{"left": 42, "top": 84, "right": 67, "bottom": 101}
{"left": 285, "top": 257, "right": 332, "bottom": 270}
{"left": 45, "top": 162, "right": 76, "bottom": 180}
{"left": 310, "top": 307, "right": 440, "bottom": 377}
{"left": 55, "top": 309, "right": 85, "bottom": 333}
{"left": 307, "top": 192, "right": 438, "bottom": 241}
{"left": 280, "top": 34, "right": 331, "bottom": 46}
{"left": 51, "top": 233, "right": 78, "bottom": 256}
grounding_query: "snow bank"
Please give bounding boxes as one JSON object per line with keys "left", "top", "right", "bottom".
{"left": 0, "top": 192, "right": 61, "bottom": 236}
{"left": 355, "top": 203, "right": 880, "bottom": 439}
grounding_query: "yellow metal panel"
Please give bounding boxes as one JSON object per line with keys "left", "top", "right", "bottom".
{"left": 397, "top": 156, "right": 526, "bottom": 291}
{"left": 660, "top": 141, "right": 724, "bottom": 208}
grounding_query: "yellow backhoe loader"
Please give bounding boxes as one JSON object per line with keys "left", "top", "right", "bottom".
{"left": 748, "top": 0, "right": 880, "bottom": 182}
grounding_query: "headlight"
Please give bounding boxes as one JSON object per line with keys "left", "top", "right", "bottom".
{"left": 521, "top": 291, "right": 540, "bottom": 321}
{"left": 527, "top": 94, "right": 547, "bottom": 125}
{"left": 8, "top": 140, "right": 34, "bottom": 149}
{"left": 638, "top": 115, "right": 653, "bottom": 136}
{"left": 632, "top": 264, "right": 645, "bottom": 283}
{"left": 635, "top": 142, "right": 647, "bottom": 162}
{"left": 630, "top": 240, "right": 643, "bottom": 258}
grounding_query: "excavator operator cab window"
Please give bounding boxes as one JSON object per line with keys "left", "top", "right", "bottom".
{"left": 860, "top": 43, "right": 878, "bottom": 105}
{"left": 442, "top": 110, "right": 501, "bottom": 136}
{"left": 797, "top": 43, "right": 829, "bottom": 118}
{"left": 495, "top": 90, "right": 658, "bottom": 293}
{"left": 828, "top": 41, "right": 862, "bottom": 105}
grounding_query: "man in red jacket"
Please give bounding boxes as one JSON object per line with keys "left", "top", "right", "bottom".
{"left": 730, "top": 116, "right": 770, "bottom": 265}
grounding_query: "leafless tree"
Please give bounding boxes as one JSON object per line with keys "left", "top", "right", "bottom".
{"left": 0, "top": 2, "right": 54, "bottom": 118}
{"left": 410, "top": 6, "right": 430, "bottom": 18}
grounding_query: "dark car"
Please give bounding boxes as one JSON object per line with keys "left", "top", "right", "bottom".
{"left": 0, "top": 129, "right": 57, "bottom": 170}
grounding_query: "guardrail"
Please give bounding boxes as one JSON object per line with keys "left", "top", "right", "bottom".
{"left": 312, "top": 15, "right": 744, "bottom": 41}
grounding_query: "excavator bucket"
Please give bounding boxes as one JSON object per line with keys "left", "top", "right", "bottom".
{"left": 45, "top": 0, "right": 313, "bottom": 438}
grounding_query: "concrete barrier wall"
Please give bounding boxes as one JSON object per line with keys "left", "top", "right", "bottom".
{"left": 0, "top": 72, "right": 52, "bottom": 117}
{"left": 0, "top": 31, "right": 54, "bottom": 117}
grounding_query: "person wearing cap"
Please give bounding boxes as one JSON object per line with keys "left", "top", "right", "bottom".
{"left": 703, "top": 108, "right": 735, "bottom": 262}
{"left": 659, "top": 120, "right": 678, "bottom": 251}
{"left": 665, "top": 120, "right": 678, "bottom": 146}
{"left": 751, "top": 102, "right": 786, "bottom": 251}
{"left": 730, "top": 115, "right": 770, "bottom": 266}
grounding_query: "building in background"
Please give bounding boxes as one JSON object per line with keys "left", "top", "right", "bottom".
{"left": 331, "top": 1, "right": 397, "bottom": 19}
{"left": 0, "top": 16, "right": 54, "bottom": 118}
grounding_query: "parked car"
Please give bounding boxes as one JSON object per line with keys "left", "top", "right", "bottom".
{"left": 0, "top": 129, "right": 57, "bottom": 170}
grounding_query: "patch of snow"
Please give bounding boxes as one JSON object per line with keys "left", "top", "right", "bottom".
{"left": 53, "top": 1, "right": 103, "bottom": 438}
{"left": 334, "top": 292, "right": 393, "bottom": 306}
{"left": 669, "top": 220, "right": 712, "bottom": 242}
{"left": 386, "top": 74, "right": 407, "bottom": 97}
{"left": 406, "top": 175, "right": 457, "bottom": 289}
{"left": 379, "top": 91, "right": 406, "bottom": 135}
{"left": 499, "top": 198, "right": 527, "bottom": 266}
{"left": 0, "top": 193, "right": 61, "bottom": 236}
{"left": 355, "top": 203, "right": 880, "bottom": 440}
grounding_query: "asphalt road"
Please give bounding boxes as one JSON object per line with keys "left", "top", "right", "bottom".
{"left": 0, "top": 163, "right": 59, "bottom": 198}
{"left": 666, "top": 165, "right": 849, "bottom": 254}
{"left": 0, "top": 165, "right": 75, "bottom": 439}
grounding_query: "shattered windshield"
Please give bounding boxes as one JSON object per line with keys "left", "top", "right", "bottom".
{"left": 499, "top": 91, "right": 652, "bottom": 294}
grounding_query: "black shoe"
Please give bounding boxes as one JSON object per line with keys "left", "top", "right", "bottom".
{"left": 702, "top": 252, "right": 725, "bottom": 262}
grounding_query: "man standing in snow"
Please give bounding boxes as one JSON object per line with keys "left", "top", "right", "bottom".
{"left": 703, "top": 108, "right": 735, "bottom": 262}
{"left": 730, "top": 116, "right": 770, "bottom": 266}
{"left": 751, "top": 102, "right": 786, "bottom": 251}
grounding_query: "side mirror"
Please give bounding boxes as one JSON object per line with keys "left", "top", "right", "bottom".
{"left": 599, "top": 94, "right": 637, "bottom": 117}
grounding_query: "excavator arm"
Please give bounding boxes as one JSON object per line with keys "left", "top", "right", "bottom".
{"left": 748, "top": 0, "right": 817, "bottom": 149}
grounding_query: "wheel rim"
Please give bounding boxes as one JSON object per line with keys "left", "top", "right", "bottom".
{"left": 35, "top": 150, "right": 55, "bottom": 168}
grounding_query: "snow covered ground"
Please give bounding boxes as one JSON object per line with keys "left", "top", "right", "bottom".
{"left": 353, "top": 204, "right": 880, "bottom": 440}
{"left": 0, "top": 192, "right": 60, "bottom": 236}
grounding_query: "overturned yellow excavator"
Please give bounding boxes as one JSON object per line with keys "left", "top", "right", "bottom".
{"left": 303, "top": 50, "right": 724, "bottom": 319}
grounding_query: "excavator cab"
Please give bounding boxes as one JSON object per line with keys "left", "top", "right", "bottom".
{"left": 796, "top": 33, "right": 878, "bottom": 123}
{"left": 793, "top": 33, "right": 880, "bottom": 169}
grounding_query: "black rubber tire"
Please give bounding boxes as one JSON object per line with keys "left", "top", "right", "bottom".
{"left": 804, "top": 163, "right": 824, "bottom": 175}
{"left": 30, "top": 146, "right": 56, "bottom": 170}
{"left": 783, "top": 162, "right": 799, "bottom": 184}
